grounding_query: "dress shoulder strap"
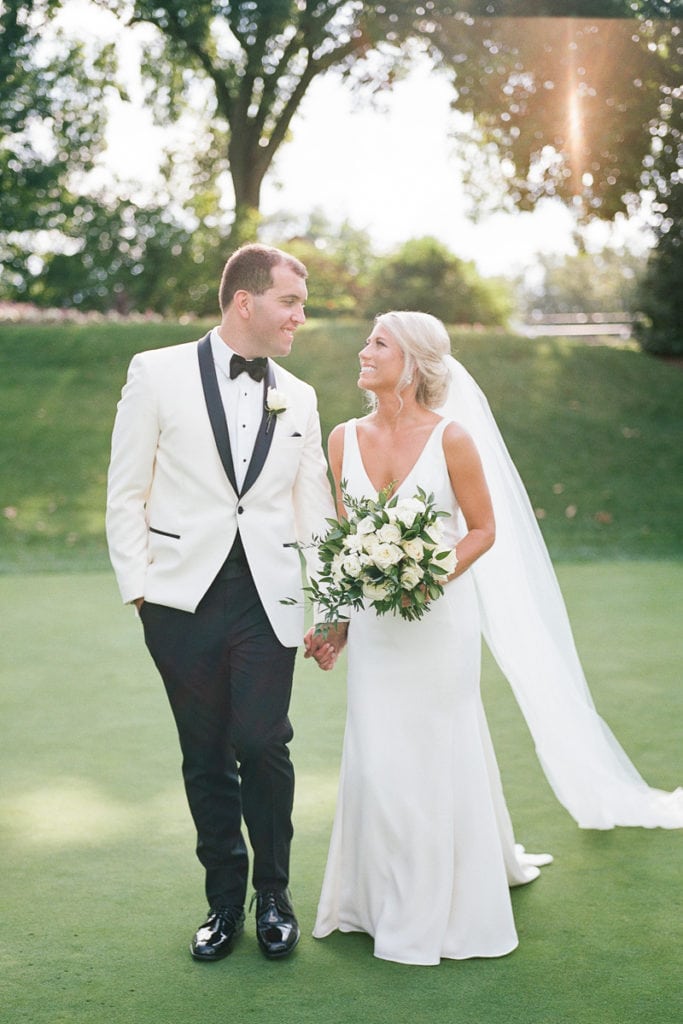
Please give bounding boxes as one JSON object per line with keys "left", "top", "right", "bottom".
{"left": 341, "top": 418, "right": 360, "bottom": 481}
{"left": 432, "top": 417, "right": 452, "bottom": 445}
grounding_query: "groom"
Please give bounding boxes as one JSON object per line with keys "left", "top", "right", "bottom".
{"left": 106, "top": 243, "right": 341, "bottom": 961}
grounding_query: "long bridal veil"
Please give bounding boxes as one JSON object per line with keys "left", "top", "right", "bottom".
{"left": 438, "top": 355, "right": 683, "bottom": 829}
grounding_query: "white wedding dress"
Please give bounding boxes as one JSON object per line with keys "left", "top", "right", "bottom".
{"left": 312, "top": 418, "right": 550, "bottom": 965}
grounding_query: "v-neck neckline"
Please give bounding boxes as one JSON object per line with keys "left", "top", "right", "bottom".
{"left": 353, "top": 418, "right": 445, "bottom": 496}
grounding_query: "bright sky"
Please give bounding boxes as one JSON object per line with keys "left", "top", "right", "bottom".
{"left": 57, "top": 1, "right": 650, "bottom": 279}
{"left": 260, "top": 61, "right": 583, "bottom": 276}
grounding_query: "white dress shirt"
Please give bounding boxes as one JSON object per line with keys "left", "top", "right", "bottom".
{"left": 210, "top": 327, "right": 264, "bottom": 491}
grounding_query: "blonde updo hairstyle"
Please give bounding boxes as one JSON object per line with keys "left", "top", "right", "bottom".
{"left": 369, "top": 310, "right": 451, "bottom": 411}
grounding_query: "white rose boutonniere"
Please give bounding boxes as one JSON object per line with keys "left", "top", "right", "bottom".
{"left": 265, "top": 387, "right": 289, "bottom": 432}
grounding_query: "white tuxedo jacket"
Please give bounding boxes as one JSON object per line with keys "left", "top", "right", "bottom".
{"left": 106, "top": 334, "right": 335, "bottom": 647}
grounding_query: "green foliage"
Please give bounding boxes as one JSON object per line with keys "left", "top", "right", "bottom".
{"left": 3, "top": 2, "right": 679, "bottom": 341}
{"left": 0, "top": 4, "right": 120, "bottom": 295}
{"left": 24, "top": 202, "right": 192, "bottom": 313}
{"left": 522, "top": 246, "right": 646, "bottom": 316}
{"left": 0, "top": 2, "right": 235, "bottom": 313}
{"left": 415, "top": 3, "right": 665, "bottom": 13}
{"left": 284, "top": 239, "right": 365, "bottom": 317}
{"left": 444, "top": 16, "right": 679, "bottom": 221}
{"left": 266, "top": 210, "right": 375, "bottom": 317}
{"left": 104, "top": 3, "right": 681, "bottom": 239}
{"left": 635, "top": 183, "right": 683, "bottom": 357}
{"left": 1, "top": 319, "right": 681, "bottom": 573}
{"left": 366, "top": 237, "right": 513, "bottom": 325}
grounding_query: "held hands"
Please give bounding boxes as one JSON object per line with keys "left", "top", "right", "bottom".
{"left": 304, "top": 623, "right": 348, "bottom": 671}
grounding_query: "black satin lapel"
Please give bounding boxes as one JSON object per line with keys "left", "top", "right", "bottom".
{"left": 197, "top": 334, "right": 238, "bottom": 493}
{"left": 240, "top": 361, "right": 276, "bottom": 496}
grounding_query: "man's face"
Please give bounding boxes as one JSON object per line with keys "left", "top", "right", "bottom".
{"left": 247, "top": 264, "right": 307, "bottom": 358}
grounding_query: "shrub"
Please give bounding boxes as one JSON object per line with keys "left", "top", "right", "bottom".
{"left": 364, "top": 236, "right": 512, "bottom": 326}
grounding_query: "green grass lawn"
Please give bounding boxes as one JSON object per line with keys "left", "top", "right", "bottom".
{"left": 1, "top": 320, "right": 682, "bottom": 571}
{"left": 0, "top": 566, "right": 681, "bottom": 1024}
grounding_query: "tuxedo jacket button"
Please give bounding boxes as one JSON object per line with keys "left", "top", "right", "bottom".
{"left": 237, "top": 505, "right": 244, "bottom": 514}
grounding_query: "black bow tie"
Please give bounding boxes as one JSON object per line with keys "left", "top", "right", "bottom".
{"left": 229, "top": 353, "right": 268, "bottom": 382}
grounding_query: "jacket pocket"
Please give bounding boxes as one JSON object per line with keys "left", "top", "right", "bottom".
{"left": 149, "top": 526, "right": 181, "bottom": 539}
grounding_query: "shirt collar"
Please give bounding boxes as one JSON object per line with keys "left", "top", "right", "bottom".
{"left": 210, "top": 327, "right": 238, "bottom": 382}
{"left": 209, "top": 327, "right": 270, "bottom": 384}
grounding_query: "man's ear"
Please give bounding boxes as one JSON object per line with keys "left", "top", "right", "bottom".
{"left": 233, "top": 289, "right": 252, "bottom": 319}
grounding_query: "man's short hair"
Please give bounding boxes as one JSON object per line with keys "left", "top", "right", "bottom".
{"left": 218, "top": 243, "right": 307, "bottom": 311}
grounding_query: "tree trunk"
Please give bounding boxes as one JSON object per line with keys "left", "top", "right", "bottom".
{"left": 227, "top": 132, "right": 270, "bottom": 249}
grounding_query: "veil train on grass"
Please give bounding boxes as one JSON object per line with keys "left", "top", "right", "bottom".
{"left": 440, "top": 355, "right": 683, "bottom": 830}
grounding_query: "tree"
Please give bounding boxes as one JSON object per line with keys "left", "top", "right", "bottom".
{"left": 635, "top": 180, "right": 683, "bottom": 356}
{"left": 438, "top": 15, "right": 681, "bottom": 224}
{"left": 263, "top": 209, "right": 374, "bottom": 316}
{"left": 3, "top": 2, "right": 679, "bottom": 318}
{"left": 0, "top": 1, "right": 237, "bottom": 312}
{"left": 0, "top": 1, "right": 118, "bottom": 297}
{"left": 520, "top": 246, "right": 646, "bottom": 317}
{"left": 90, "top": 1, "right": 678, "bottom": 246}
{"left": 28, "top": 201, "right": 196, "bottom": 313}
{"left": 279, "top": 238, "right": 362, "bottom": 317}
{"left": 366, "top": 236, "right": 513, "bottom": 325}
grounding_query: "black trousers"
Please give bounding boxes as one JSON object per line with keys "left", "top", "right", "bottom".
{"left": 140, "top": 561, "right": 297, "bottom": 909}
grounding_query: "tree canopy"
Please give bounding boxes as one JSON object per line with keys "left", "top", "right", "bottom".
{"left": 0, "top": 1, "right": 116, "bottom": 291}
{"left": 91, "top": 1, "right": 681, "bottom": 242}
{"left": 366, "top": 235, "right": 513, "bottom": 324}
{"left": 440, "top": 15, "right": 680, "bottom": 222}
{"left": 636, "top": 177, "right": 683, "bottom": 355}
{"left": 0, "top": 1, "right": 680, "bottom": 332}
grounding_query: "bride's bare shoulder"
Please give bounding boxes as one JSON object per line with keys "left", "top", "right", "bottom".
{"left": 442, "top": 419, "right": 477, "bottom": 454}
{"left": 328, "top": 422, "right": 345, "bottom": 450}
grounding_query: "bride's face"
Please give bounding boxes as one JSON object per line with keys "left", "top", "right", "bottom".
{"left": 358, "top": 326, "right": 405, "bottom": 392}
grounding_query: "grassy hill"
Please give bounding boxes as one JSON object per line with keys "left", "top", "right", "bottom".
{"left": 1, "top": 319, "right": 681, "bottom": 572}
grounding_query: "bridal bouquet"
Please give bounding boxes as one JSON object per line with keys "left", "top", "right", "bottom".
{"left": 305, "top": 483, "right": 457, "bottom": 624}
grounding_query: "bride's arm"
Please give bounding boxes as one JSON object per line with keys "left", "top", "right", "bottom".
{"left": 443, "top": 422, "right": 495, "bottom": 578}
{"left": 303, "top": 422, "right": 349, "bottom": 669}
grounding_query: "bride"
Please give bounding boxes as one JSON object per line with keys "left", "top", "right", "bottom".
{"left": 306, "top": 310, "right": 683, "bottom": 966}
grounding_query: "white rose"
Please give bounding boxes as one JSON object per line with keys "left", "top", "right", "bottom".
{"left": 392, "top": 497, "right": 426, "bottom": 528}
{"left": 356, "top": 516, "right": 377, "bottom": 535}
{"left": 341, "top": 553, "right": 364, "bottom": 578}
{"left": 377, "top": 522, "right": 402, "bottom": 544}
{"left": 362, "top": 579, "right": 392, "bottom": 601}
{"left": 343, "top": 532, "right": 365, "bottom": 553}
{"left": 432, "top": 546, "right": 458, "bottom": 575}
{"left": 362, "top": 532, "right": 380, "bottom": 555}
{"left": 369, "top": 542, "right": 404, "bottom": 571}
{"left": 330, "top": 553, "right": 345, "bottom": 583}
{"left": 424, "top": 521, "right": 445, "bottom": 545}
{"left": 401, "top": 562, "right": 424, "bottom": 590}
{"left": 402, "top": 537, "right": 425, "bottom": 561}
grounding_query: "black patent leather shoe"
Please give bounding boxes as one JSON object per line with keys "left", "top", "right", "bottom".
{"left": 190, "top": 905, "right": 245, "bottom": 961}
{"left": 253, "top": 888, "right": 300, "bottom": 959}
